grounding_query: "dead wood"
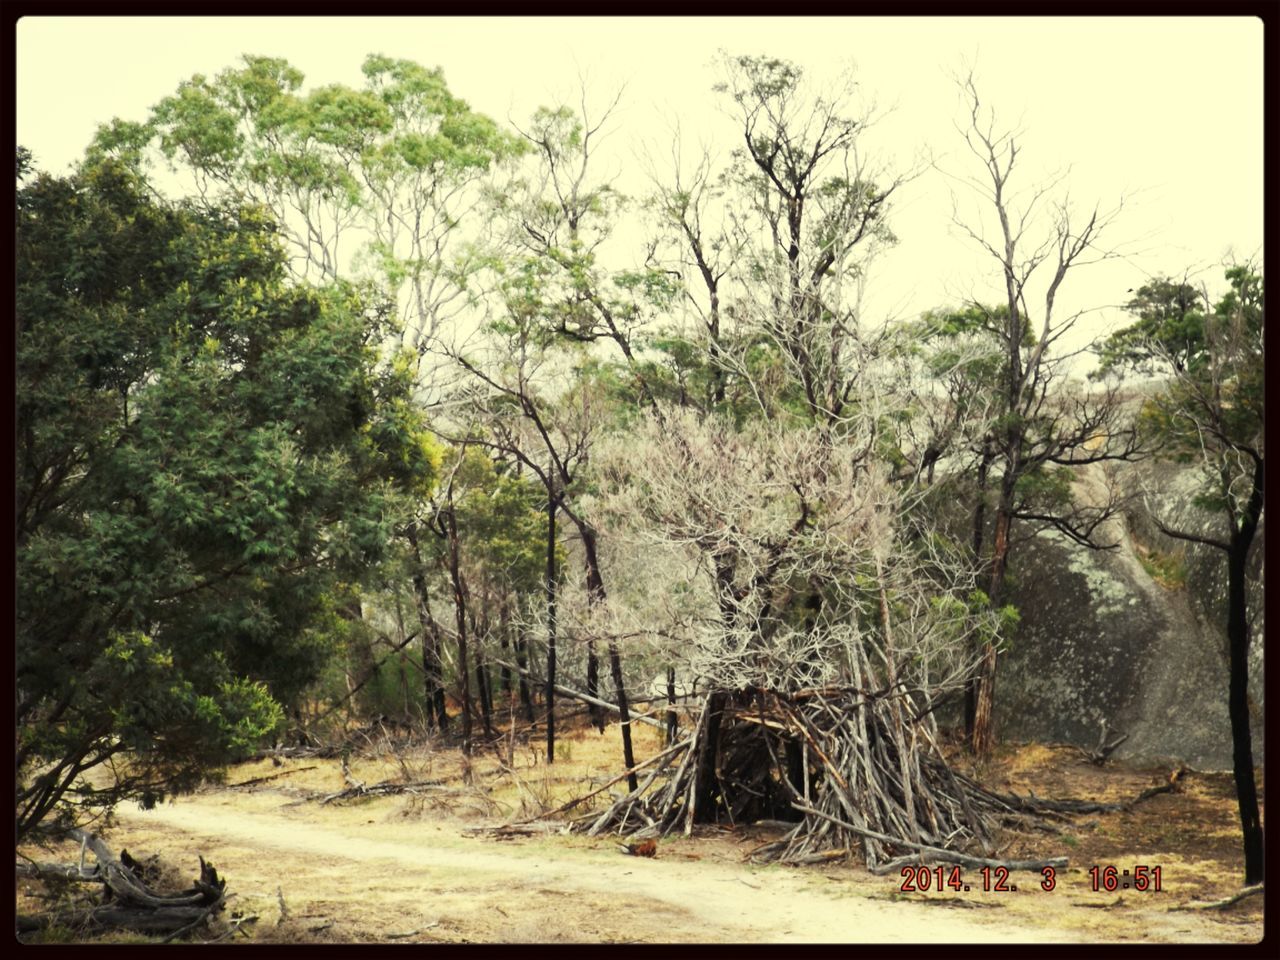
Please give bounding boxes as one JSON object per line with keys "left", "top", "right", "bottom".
{"left": 16, "top": 829, "right": 226, "bottom": 940}
{"left": 492, "top": 658, "right": 665, "bottom": 729}
{"left": 318, "top": 778, "right": 453, "bottom": 804}
{"left": 1172, "top": 883, "right": 1264, "bottom": 911}
{"left": 510, "top": 737, "right": 691, "bottom": 825}
{"left": 970, "top": 766, "right": 1187, "bottom": 817}
{"left": 250, "top": 744, "right": 342, "bottom": 761}
{"left": 1078, "top": 720, "right": 1130, "bottom": 765}
{"left": 227, "top": 765, "right": 318, "bottom": 789}
{"left": 563, "top": 686, "right": 1075, "bottom": 872}
{"left": 794, "top": 801, "right": 1068, "bottom": 873}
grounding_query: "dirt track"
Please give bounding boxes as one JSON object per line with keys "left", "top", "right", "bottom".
{"left": 102, "top": 787, "right": 1256, "bottom": 944}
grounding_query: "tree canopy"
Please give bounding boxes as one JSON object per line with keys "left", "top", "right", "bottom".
{"left": 16, "top": 155, "right": 436, "bottom": 840}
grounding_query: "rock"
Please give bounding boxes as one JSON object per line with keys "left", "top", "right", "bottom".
{"left": 994, "top": 459, "right": 1263, "bottom": 769}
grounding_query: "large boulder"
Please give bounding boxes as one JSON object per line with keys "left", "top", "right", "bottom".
{"left": 995, "top": 459, "right": 1263, "bottom": 769}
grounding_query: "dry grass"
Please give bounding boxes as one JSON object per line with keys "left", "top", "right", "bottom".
{"left": 15, "top": 723, "right": 1264, "bottom": 945}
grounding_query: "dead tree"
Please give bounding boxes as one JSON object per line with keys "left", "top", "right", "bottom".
{"left": 945, "top": 71, "right": 1139, "bottom": 753}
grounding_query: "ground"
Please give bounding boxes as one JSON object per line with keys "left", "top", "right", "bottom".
{"left": 15, "top": 719, "right": 1265, "bottom": 944}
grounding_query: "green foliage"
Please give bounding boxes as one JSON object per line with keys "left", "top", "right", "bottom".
{"left": 1093, "top": 277, "right": 1208, "bottom": 377}
{"left": 1013, "top": 464, "right": 1075, "bottom": 513}
{"left": 16, "top": 158, "right": 429, "bottom": 839}
{"left": 124, "top": 52, "right": 520, "bottom": 298}
{"left": 1137, "top": 548, "right": 1188, "bottom": 590}
{"left": 1103, "top": 264, "right": 1263, "bottom": 537}
{"left": 451, "top": 446, "right": 549, "bottom": 595}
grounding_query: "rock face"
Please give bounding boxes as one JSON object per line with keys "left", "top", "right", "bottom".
{"left": 995, "top": 459, "right": 1264, "bottom": 769}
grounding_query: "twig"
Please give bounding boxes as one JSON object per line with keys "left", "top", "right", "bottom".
{"left": 793, "top": 801, "right": 1067, "bottom": 873}
{"left": 1172, "top": 884, "right": 1264, "bottom": 911}
{"left": 509, "top": 738, "right": 691, "bottom": 825}
{"left": 227, "top": 766, "right": 318, "bottom": 789}
{"left": 492, "top": 658, "right": 665, "bottom": 729}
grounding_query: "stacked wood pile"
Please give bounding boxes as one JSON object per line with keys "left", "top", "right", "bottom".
{"left": 575, "top": 686, "right": 1069, "bottom": 874}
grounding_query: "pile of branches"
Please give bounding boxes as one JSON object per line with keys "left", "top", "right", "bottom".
{"left": 576, "top": 686, "right": 1067, "bottom": 874}
{"left": 17, "top": 829, "right": 228, "bottom": 941}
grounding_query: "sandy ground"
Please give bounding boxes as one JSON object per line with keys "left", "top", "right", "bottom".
{"left": 89, "top": 779, "right": 1258, "bottom": 944}
{"left": 18, "top": 726, "right": 1264, "bottom": 945}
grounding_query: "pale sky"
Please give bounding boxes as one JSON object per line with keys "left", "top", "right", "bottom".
{"left": 15, "top": 16, "right": 1264, "bottom": 367}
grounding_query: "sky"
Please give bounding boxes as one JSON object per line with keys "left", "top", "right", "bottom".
{"left": 15, "top": 16, "right": 1264, "bottom": 370}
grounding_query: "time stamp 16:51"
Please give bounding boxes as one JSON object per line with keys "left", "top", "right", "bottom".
{"left": 899, "top": 864, "right": 1164, "bottom": 894}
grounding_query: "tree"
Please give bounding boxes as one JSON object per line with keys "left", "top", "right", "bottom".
{"left": 1096, "top": 263, "right": 1264, "bottom": 885}
{"left": 1095, "top": 275, "right": 1209, "bottom": 377}
{"left": 434, "top": 262, "right": 608, "bottom": 765}
{"left": 946, "top": 74, "right": 1141, "bottom": 753}
{"left": 567, "top": 59, "right": 1028, "bottom": 859}
{"left": 119, "top": 54, "right": 518, "bottom": 733}
{"left": 641, "top": 131, "right": 741, "bottom": 411}
{"left": 448, "top": 449, "right": 546, "bottom": 723}
{"left": 16, "top": 155, "right": 433, "bottom": 841}
{"left": 713, "top": 53, "right": 901, "bottom": 427}
{"left": 133, "top": 53, "right": 520, "bottom": 342}
{"left": 441, "top": 94, "right": 671, "bottom": 774}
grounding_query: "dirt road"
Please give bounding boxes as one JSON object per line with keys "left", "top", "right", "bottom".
{"left": 103, "top": 787, "right": 1249, "bottom": 945}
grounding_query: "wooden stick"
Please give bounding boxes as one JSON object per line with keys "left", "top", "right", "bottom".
{"left": 227, "top": 766, "right": 318, "bottom": 789}
{"left": 509, "top": 737, "right": 691, "bottom": 825}
{"left": 492, "top": 658, "right": 663, "bottom": 729}
{"left": 1173, "top": 884, "right": 1264, "bottom": 911}
{"left": 792, "top": 801, "right": 1068, "bottom": 873}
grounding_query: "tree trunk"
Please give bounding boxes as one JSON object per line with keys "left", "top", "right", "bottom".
{"left": 692, "top": 691, "right": 728, "bottom": 822}
{"left": 407, "top": 527, "right": 448, "bottom": 733}
{"left": 708, "top": 284, "right": 725, "bottom": 406}
{"left": 341, "top": 596, "right": 373, "bottom": 720}
{"left": 475, "top": 654, "right": 494, "bottom": 739}
{"left": 665, "top": 665, "right": 678, "bottom": 745}
{"left": 586, "top": 643, "right": 604, "bottom": 732}
{"left": 444, "top": 502, "right": 472, "bottom": 755}
{"left": 608, "top": 642, "right": 639, "bottom": 793}
{"left": 515, "top": 619, "right": 535, "bottom": 723}
{"left": 574, "top": 516, "right": 635, "bottom": 777}
{"left": 498, "top": 597, "right": 512, "bottom": 695}
{"left": 972, "top": 476, "right": 1014, "bottom": 756}
{"left": 964, "top": 441, "right": 994, "bottom": 742}
{"left": 581, "top": 525, "right": 608, "bottom": 733}
{"left": 1228, "top": 461, "right": 1264, "bottom": 885}
{"left": 545, "top": 489, "right": 559, "bottom": 764}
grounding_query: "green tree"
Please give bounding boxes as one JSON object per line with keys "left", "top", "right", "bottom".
{"left": 16, "top": 155, "right": 432, "bottom": 841}
{"left": 129, "top": 53, "right": 520, "bottom": 341}
{"left": 1096, "top": 264, "right": 1264, "bottom": 885}
{"left": 1094, "top": 276, "right": 1208, "bottom": 377}
{"left": 449, "top": 94, "right": 672, "bottom": 772}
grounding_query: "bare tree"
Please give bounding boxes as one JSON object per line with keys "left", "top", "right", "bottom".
{"left": 640, "top": 129, "right": 741, "bottom": 409}
{"left": 714, "top": 53, "right": 905, "bottom": 427}
{"left": 945, "top": 72, "right": 1143, "bottom": 754}
{"left": 582, "top": 376, "right": 1027, "bottom": 864}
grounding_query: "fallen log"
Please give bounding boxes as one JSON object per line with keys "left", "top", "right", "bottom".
{"left": 16, "top": 830, "right": 226, "bottom": 940}
{"left": 956, "top": 766, "right": 1187, "bottom": 817}
{"left": 319, "top": 778, "right": 454, "bottom": 804}
{"left": 227, "top": 765, "right": 318, "bottom": 789}
{"left": 511, "top": 737, "right": 691, "bottom": 825}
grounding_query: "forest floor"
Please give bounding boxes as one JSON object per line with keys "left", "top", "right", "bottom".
{"left": 16, "top": 716, "right": 1264, "bottom": 944}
